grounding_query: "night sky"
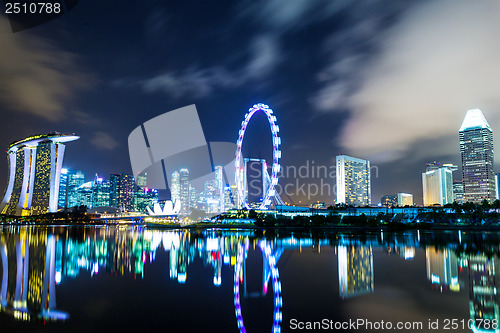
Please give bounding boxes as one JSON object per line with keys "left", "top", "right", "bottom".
{"left": 1, "top": 0, "right": 500, "bottom": 205}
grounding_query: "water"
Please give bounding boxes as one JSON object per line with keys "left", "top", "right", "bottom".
{"left": 0, "top": 225, "right": 498, "bottom": 332}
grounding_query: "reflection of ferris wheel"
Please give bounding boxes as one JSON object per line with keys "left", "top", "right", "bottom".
{"left": 233, "top": 239, "right": 282, "bottom": 333}
{"left": 235, "top": 103, "right": 281, "bottom": 210}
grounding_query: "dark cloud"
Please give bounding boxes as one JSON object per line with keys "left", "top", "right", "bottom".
{"left": 0, "top": 15, "right": 92, "bottom": 122}
{"left": 117, "top": 33, "right": 280, "bottom": 98}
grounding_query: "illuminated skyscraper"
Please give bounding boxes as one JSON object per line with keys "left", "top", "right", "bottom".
{"left": 76, "top": 181, "right": 93, "bottom": 208}
{"left": 229, "top": 184, "right": 239, "bottom": 209}
{"left": 422, "top": 162, "right": 456, "bottom": 206}
{"left": 336, "top": 155, "right": 371, "bottom": 206}
{"left": 338, "top": 245, "right": 374, "bottom": 299}
{"left": 189, "top": 184, "right": 198, "bottom": 210}
{"left": 179, "top": 169, "right": 190, "bottom": 214}
{"left": 459, "top": 109, "right": 496, "bottom": 203}
{"left": 119, "top": 174, "right": 135, "bottom": 211}
{"left": 92, "top": 175, "right": 110, "bottom": 207}
{"left": 108, "top": 173, "right": 134, "bottom": 211}
{"left": 58, "top": 168, "right": 68, "bottom": 208}
{"left": 170, "top": 171, "right": 180, "bottom": 204}
{"left": 496, "top": 174, "right": 500, "bottom": 200}
{"left": 453, "top": 180, "right": 464, "bottom": 204}
{"left": 134, "top": 172, "right": 158, "bottom": 212}
{"left": 66, "top": 170, "right": 85, "bottom": 208}
{"left": 215, "top": 165, "right": 224, "bottom": 212}
{"left": 109, "top": 173, "right": 120, "bottom": 208}
{"left": 0, "top": 133, "right": 79, "bottom": 215}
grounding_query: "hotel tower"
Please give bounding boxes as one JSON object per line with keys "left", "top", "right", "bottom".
{"left": 0, "top": 132, "right": 79, "bottom": 216}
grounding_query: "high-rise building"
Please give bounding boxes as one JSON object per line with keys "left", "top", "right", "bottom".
{"left": 224, "top": 185, "right": 234, "bottom": 210}
{"left": 67, "top": 170, "right": 85, "bottom": 208}
{"left": 76, "top": 181, "right": 93, "bottom": 208}
{"left": 229, "top": 184, "right": 239, "bottom": 209}
{"left": 92, "top": 176, "right": 110, "bottom": 207}
{"left": 58, "top": 168, "right": 68, "bottom": 208}
{"left": 453, "top": 180, "right": 464, "bottom": 204}
{"left": 397, "top": 193, "right": 413, "bottom": 206}
{"left": 459, "top": 109, "right": 496, "bottom": 203}
{"left": 422, "top": 162, "right": 456, "bottom": 206}
{"left": 0, "top": 133, "right": 79, "bottom": 215}
{"left": 336, "top": 155, "right": 371, "bottom": 206}
{"left": 134, "top": 188, "right": 158, "bottom": 213}
{"left": 134, "top": 172, "right": 158, "bottom": 212}
{"left": 108, "top": 173, "right": 134, "bottom": 211}
{"left": 179, "top": 169, "right": 190, "bottom": 214}
{"left": 119, "top": 174, "right": 135, "bottom": 211}
{"left": 496, "top": 174, "right": 500, "bottom": 201}
{"left": 189, "top": 184, "right": 198, "bottom": 210}
{"left": 109, "top": 174, "right": 120, "bottom": 208}
{"left": 214, "top": 165, "right": 224, "bottom": 212}
{"left": 170, "top": 171, "right": 180, "bottom": 204}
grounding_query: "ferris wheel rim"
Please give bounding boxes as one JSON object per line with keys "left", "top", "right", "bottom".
{"left": 235, "top": 103, "right": 280, "bottom": 210}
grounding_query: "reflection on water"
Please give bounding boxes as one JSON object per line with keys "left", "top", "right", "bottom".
{"left": 0, "top": 226, "right": 500, "bottom": 332}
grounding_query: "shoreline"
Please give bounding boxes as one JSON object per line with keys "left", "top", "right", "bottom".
{"left": 2, "top": 222, "right": 500, "bottom": 231}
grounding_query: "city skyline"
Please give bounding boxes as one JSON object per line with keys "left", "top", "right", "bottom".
{"left": 2, "top": 1, "right": 500, "bottom": 206}
{"left": 2, "top": 106, "right": 499, "bottom": 215}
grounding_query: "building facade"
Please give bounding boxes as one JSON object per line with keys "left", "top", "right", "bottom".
{"left": 179, "top": 169, "right": 190, "bottom": 214}
{"left": 453, "top": 181, "right": 464, "bottom": 204}
{"left": 66, "top": 170, "right": 85, "bottom": 208}
{"left": 0, "top": 133, "right": 78, "bottom": 215}
{"left": 459, "top": 109, "right": 496, "bottom": 203}
{"left": 58, "top": 168, "right": 68, "bottom": 208}
{"left": 336, "top": 155, "right": 371, "bottom": 206}
{"left": 397, "top": 193, "right": 413, "bottom": 206}
{"left": 422, "top": 162, "right": 455, "bottom": 206}
{"left": 496, "top": 174, "right": 500, "bottom": 201}
{"left": 381, "top": 195, "right": 397, "bottom": 208}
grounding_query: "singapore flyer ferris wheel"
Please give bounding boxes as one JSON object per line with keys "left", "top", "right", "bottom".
{"left": 235, "top": 103, "right": 281, "bottom": 210}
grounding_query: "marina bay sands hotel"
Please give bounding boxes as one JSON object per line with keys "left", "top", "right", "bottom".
{"left": 0, "top": 132, "right": 79, "bottom": 216}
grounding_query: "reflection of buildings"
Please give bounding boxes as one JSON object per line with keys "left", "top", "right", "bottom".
{"left": 425, "top": 247, "right": 459, "bottom": 292}
{"left": 0, "top": 133, "right": 79, "bottom": 215}
{"left": 0, "top": 231, "right": 68, "bottom": 321}
{"left": 338, "top": 245, "right": 374, "bottom": 299}
{"left": 468, "top": 254, "right": 500, "bottom": 332}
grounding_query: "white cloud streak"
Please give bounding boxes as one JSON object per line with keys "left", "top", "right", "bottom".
{"left": 314, "top": 0, "right": 500, "bottom": 164}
